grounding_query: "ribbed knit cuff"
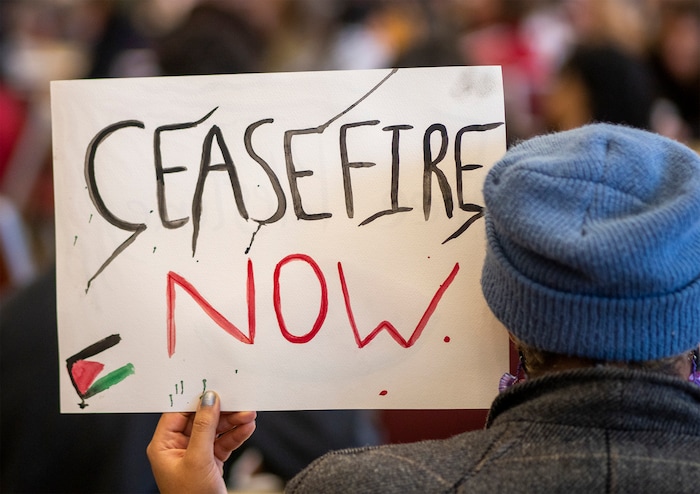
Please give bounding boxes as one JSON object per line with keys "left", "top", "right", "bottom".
{"left": 481, "top": 225, "right": 700, "bottom": 361}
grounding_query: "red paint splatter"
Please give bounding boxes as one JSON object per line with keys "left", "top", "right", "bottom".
{"left": 379, "top": 390, "right": 388, "bottom": 396}
{"left": 71, "top": 360, "right": 105, "bottom": 395}
{"left": 444, "top": 336, "right": 451, "bottom": 343}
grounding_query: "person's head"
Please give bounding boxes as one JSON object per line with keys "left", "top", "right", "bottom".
{"left": 544, "top": 44, "right": 654, "bottom": 131}
{"left": 481, "top": 124, "right": 700, "bottom": 379}
{"left": 155, "top": 1, "right": 267, "bottom": 76}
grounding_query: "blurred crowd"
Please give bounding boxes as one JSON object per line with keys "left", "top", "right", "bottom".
{"left": 0, "top": 0, "right": 699, "bottom": 295}
{"left": 0, "top": 1, "right": 698, "bottom": 492}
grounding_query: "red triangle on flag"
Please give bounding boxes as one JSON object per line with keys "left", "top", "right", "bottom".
{"left": 71, "top": 360, "right": 105, "bottom": 395}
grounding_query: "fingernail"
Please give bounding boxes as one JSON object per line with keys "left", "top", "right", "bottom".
{"left": 201, "top": 390, "right": 216, "bottom": 407}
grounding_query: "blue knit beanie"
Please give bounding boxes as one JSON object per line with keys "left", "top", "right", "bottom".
{"left": 481, "top": 123, "right": 700, "bottom": 361}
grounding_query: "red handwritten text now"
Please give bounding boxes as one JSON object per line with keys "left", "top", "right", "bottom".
{"left": 166, "top": 254, "right": 460, "bottom": 357}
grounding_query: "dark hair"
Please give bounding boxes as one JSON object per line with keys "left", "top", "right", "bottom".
{"left": 514, "top": 336, "right": 690, "bottom": 379}
{"left": 156, "top": 3, "right": 266, "bottom": 76}
{"left": 560, "top": 44, "right": 654, "bottom": 129}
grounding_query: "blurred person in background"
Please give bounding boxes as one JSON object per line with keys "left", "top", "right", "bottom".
{"left": 155, "top": 0, "right": 268, "bottom": 76}
{"left": 259, "top": 0, "right": 337, "bottom": 72}
{"left": 392, "top": 0, "right": 464, "bottom": 68}
{"left": 457, "top": 0, "right": 564, "bottom": 143}
{"left": 540, "top": 0, "right": 660, "bottom": 132}
{"left": 648, "top": 0, "right": 700, "bottom": 145}
{"left": 543, "top": 43, "right": 655, "bottom": 131}
{"left": 562, "top": 0, "right": 651, "bottom": 57}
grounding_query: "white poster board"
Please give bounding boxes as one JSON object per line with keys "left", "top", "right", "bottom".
{"left": 51, "top": 66, "right": 509, "bottom": 413}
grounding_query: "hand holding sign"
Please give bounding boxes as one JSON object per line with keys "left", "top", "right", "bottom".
{"left": 147, "top": 390, "right": 256, "bottom": 494}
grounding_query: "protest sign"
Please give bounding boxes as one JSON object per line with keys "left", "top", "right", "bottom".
{"left": 51, "top": 66, "right": 509, "bottom": 412}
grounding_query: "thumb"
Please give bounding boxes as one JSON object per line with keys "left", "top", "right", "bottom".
{"left": 186, "top": 390, "right": 220, "bottom": 458}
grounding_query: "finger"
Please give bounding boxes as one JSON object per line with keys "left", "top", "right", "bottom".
{"left": 185, "top": 390, "right": 220, "bottom": 460}
{"left": 217, "top": 411, "right": 257, "bottom": 434}
{"left": 150, "top": 412, "right": 192, "bottom": 450}
{"left": 214, "top": 420, "right": 256, "bottom": 462}
{"left": 155, "top": 412, "right": 191, "bottom": 435}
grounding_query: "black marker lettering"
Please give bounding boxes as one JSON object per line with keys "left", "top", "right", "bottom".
{"left": 282, "top": 68, "right": 399, "bottom": 221}
{"left": 154, "top": 107, "right": 217, "bottom": 229}
{"left": 284, "top": 127, "right": 332, "bottom": 221}
{"left": 84, "top": 120, "right": 147, "bottom": 291}
{"left": 244, "top": 118, "right": 286, "bottom": 224}
{"left": 340, "top": 120, "right": 379, "bottom": 218}
{"left": 442, "top": 209, "right": 485, "bottom": 244}
{"left": 86, "top": 120, "right": 146, "bottom": 231}
{"left": 443, "top": 121, "right": 504, "bottom": 244}
{"left": 359, "top": 124, "right": 414, "bottom": 225}
{"left": 192, "top": 125, "right": 249, "bottom": 256}
{"left": 423, "top": 123, "right": 453, "bottom": 220}
{"left": 455, "top": 122, "right": 503, "bottom": 212}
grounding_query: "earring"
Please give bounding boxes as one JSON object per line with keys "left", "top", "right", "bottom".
{"left": 689, "top": 350, "right": 700, "bottom": 387}
{"left": 499, "top": 352, "right": 526, "bottom": 392}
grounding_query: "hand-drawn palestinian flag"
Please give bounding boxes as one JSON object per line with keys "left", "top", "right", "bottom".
{"left": 66, "top": 334, "right": 134, "bottom": 408}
